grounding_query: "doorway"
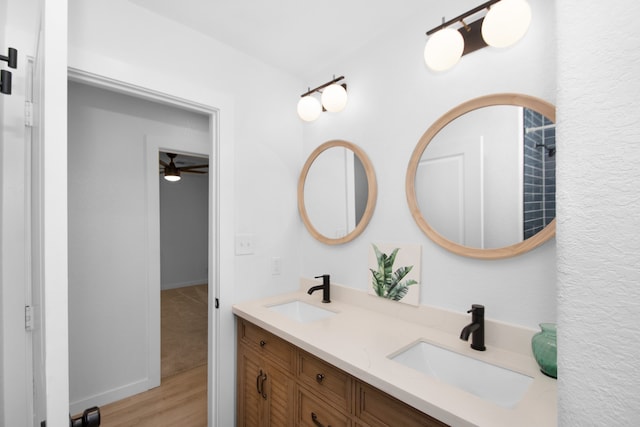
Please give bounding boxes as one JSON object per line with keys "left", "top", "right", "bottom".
{"left": 158, "top": 151, "right": 209, "bottom": 379}
{"left": 67, "top": 81, "right": 214, "bottom": 419}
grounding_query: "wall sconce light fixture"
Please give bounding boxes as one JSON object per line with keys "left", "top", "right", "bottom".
{"left": 0, "top": 47, "right": 18, "bottom": 95}
{"left": 424, "top": 0, "right": 531, "bottom": 72}
{"left": 297, "top": 75, "right": 348, "bottom": 122}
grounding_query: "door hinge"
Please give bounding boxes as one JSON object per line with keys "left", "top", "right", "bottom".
{"left": 25, "top": 305, "right": 34, "bottom": 331}
{"left": 25, "top": 100, "right": 34, "bottom": 127}
{"left": 40, "top": 421, "right": 46, "bottom": 427}
{"left": 215, "top": 298, "right": 220, "bottom": 309}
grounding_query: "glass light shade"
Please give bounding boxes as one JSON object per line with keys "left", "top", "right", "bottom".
{"left": 482, "top": 0, "right": 532, "bottom": 48}
{"left": 164, "top": 174, "right": 181, "bottom": 182}
{"left": 297, "top": 95, "right": 322, "bottom": 122}
{"left": 424, "top": 27, "right": 464, "bottom": 72}
{"left": 321, "top": 83, "right": 348, "bottom": 112}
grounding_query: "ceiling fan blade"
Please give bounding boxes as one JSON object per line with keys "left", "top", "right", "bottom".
{"left": 180, "top": 164, "right": 208, "bottom": 171}
{"left": 159, "top": 160, "right": 169, "bottom": 167}
{"left": 182, "top": 169, "right": 207, "bottom": 174}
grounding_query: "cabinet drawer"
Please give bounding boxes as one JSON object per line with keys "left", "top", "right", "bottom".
{"left": 297, "top": 387, "right": 351, "bottom": 427}
{"left": 355, "top": 382, "right": 449, "bottom": 427}
{"left": 239, "top": 319, "right": 294, "bottom": 372}
{"left": 298, "top": 351, "right": 351, "bottom": 411}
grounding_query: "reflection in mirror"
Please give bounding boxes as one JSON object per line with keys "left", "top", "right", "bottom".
{"left": 417, "top": 106, "right": 555, "bottom": 249}
{"left": 304, "top": 147, "right": 367, "bottom": 237}
{"left": 406, "top": 94, "right": 556, "bottom": 259}
{"left": 299, "top": 140, "right": 377, "bottom": 245}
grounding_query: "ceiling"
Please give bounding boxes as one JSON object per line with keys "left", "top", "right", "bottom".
{"left": 128, "top": 0, "right": 442, "bottom": 81}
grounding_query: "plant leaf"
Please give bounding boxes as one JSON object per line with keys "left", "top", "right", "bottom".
{"left": 369, "top": 268, "right": 385, "bottom": 296}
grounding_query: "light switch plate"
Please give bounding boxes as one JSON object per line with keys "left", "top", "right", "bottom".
{"left": 235, "top": 233, "right": 254, "bottom": 255}
{"left": 271, "top": 257, "right": 281, "bottom": 275}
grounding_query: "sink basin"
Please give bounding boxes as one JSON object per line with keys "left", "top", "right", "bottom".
{"left": 390, "top": 341, "right": 533, "bottom": 408}
{"left": 267, "top": 300, "right": 336, "bottom": 323}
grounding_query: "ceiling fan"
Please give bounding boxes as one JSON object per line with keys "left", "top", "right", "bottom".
{"left": 159, "top": 152, "right": 208, "bottom": 182}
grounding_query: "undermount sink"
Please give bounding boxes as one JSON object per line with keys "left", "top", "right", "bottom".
{"left": 390, "top": 341, "right": 533, "bottom": 408}
{"left": 267, "top": 300, "right": 336, "bottom": 323}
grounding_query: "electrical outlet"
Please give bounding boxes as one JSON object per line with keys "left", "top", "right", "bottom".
{"left": 235, "top": 234, "right": 254, "bottom": 255}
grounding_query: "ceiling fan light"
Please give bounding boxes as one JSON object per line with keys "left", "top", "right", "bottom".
{"left": 321, "top": 83, "right": 348, "bottom": 112}
{"left": 424, "top": 27, "right": 464, "bottom": 72}
{"left": 164, "top": 173, "right": 181, "bottom": 182}
{"left": 164, "top": 163, "right": 181, "bottom": 182}
{"left": 297, "top": 95, "right": 322, "bottom": 121}
{"left": 482, "top": 0, "right": 532, "bottom": 48}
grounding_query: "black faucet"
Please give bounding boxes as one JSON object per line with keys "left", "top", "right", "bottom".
{"left": 308, "top": 274, "right": 331, "bottom": 303}
{"left": 460, "top": 304, "right": 486, "bottom": 351}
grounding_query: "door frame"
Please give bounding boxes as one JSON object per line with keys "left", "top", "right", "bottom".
{"left": 67, "top": 67, "right": 236, "bottom": 426}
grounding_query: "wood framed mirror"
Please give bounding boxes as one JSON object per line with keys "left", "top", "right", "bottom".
{"left": 406, "top": 93, "right": 556, "bottom": 259}
{"left": 298, "top": 140, "right": 378, "bottom": 245}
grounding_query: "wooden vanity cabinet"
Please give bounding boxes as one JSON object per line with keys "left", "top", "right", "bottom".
{"left": 237, "top": 319, "right": 449, "bottom": 427}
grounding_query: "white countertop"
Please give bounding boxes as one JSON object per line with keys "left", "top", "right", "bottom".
{"left": 232, "top": 279, "right": 557, "bottom": 427}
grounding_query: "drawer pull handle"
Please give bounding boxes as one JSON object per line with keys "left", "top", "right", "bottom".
{"left": 256, "top": 369, "right": 264, "bottom": 395}
{"left": 311, "top": 412, "right": 330, "bottom": 427}
{"left": 260, "top": 372, "right": 268, "bottom": 400}
{"left": 316, "top": 373, "right": 325, "bottom": 383}
{"left": 256, "top": 369, "right": 267, "bottom": 399}
{"left": 259, "top": 340, "right": 266, "bottom": 347}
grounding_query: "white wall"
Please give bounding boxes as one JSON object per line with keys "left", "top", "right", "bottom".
{"left": 557, "top": 1, "right": 640, "bottom": 424}
{"left": 300, "top": 1, "right": 557, "bottom": 330}
{"left": 68, "top": 1, "right": 303, "bottom": 423}
{"left": 67, "top": 81, "right": 210, "bottom": 409}
{"left": 68, "top": 0, "right": 302, "bottom": 302}
{"left": 160, "top": 172, "right": 209, "bottom": 290}
{"left": 41, "top": 1, "right": 70, "bottom": 425}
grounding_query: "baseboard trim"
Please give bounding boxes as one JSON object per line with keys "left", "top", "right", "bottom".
{"left": 161, "top": 279, "right": 208, "bottom": 291}
{"left": 69, "top": 376, "right": 159, "bottom": 416}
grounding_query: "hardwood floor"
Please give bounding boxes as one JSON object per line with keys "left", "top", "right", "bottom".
{"left": 99, "top": 284, "right": 208, "bottom": 426}
{"left": 161, "top": 284, "right": 208, "bottom": 378}
{"left": 100, "top": 364, "right": 207, "bottom": 426}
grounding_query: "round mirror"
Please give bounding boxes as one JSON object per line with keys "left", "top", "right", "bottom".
{"left": 406, "top": 94, "right": 556, "bottom": 259}
{"left": 299, "top": 140, "right": 378, "bottom": 245}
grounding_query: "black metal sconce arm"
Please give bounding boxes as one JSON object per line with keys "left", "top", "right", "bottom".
{"left": 426, "top": 0, "right": 500, "bottom": 35}
{"left": 0, "top": 47, "right": 18, "bottom": 69}
{"left": 300, "top": 75, "right": 345, "bottom": 98}
{"left": 0, "top": 47, "right": 18, "bottom": 96}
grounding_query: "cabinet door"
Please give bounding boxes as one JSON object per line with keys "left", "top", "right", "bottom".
{"left": 263, "top": 358, "right": 295, "bottom": 427}
{"left": 237, "top": 345, "right": 266, "bottom": 427}
{"left": 237, "top": 342, "right": 295, "bottom": 427}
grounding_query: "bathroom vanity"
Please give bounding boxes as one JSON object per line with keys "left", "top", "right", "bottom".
{"left": 237, "top": 318, "right": 446, "bottom": 426}
{"left": 233, "top": 280, "right": 557, "bottom": 427}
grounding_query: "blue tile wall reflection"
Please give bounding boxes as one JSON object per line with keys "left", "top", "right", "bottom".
{"left": 523, "top": 109, "right": 556, "bottom": 240}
